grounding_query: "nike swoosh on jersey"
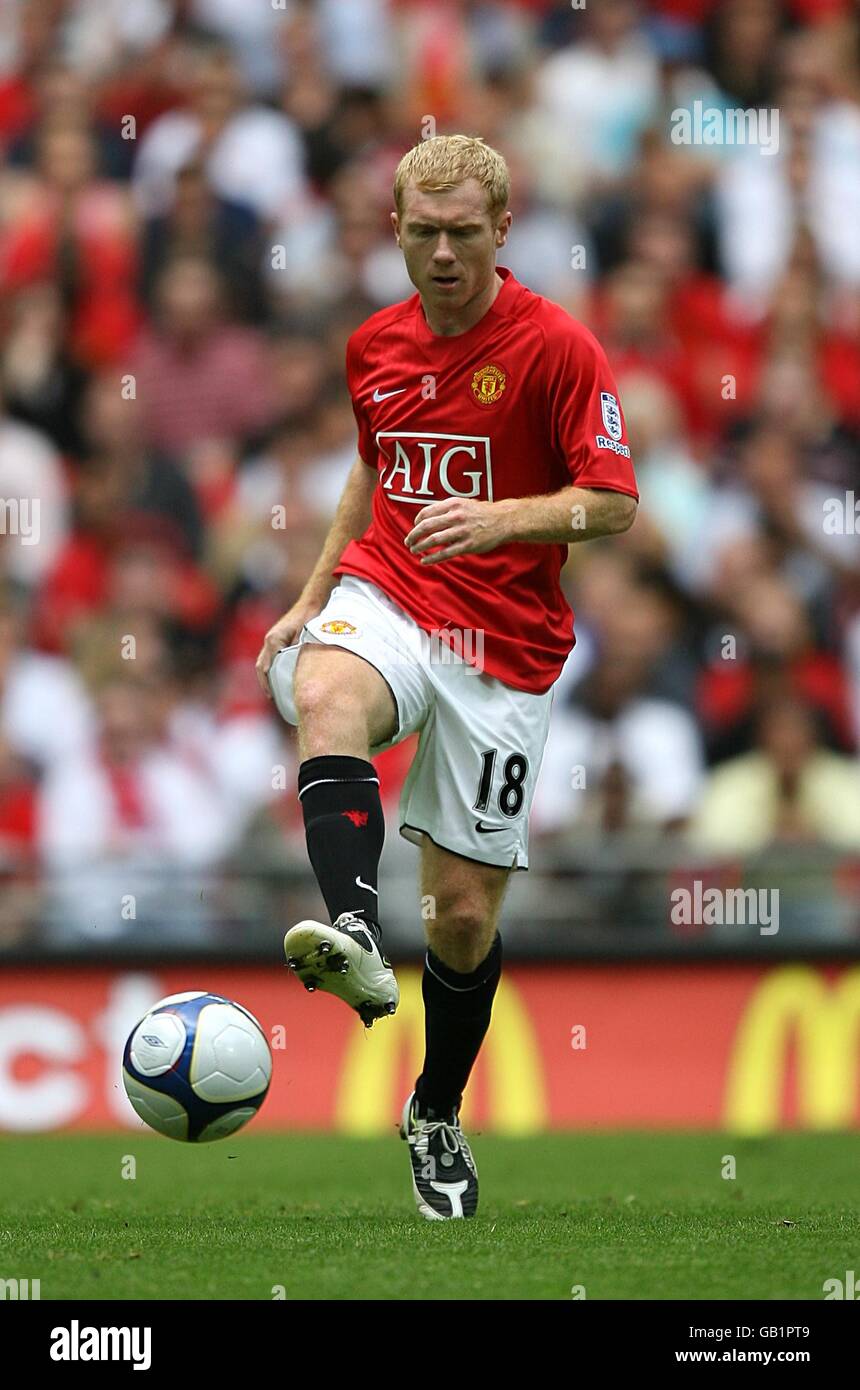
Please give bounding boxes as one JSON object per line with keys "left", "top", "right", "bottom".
{"left": 474, "top": 821, "right": 507, "bottom": 834}
{"left": 372, "top": 387, "right": 407, "bottom": 401}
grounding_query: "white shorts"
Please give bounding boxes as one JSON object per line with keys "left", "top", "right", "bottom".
{"left": 268, "top": 576, "right": 554, "bottom": 869}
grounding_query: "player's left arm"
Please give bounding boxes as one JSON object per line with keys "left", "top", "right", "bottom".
{"left": 404, "top": 486, "right": 636, "bottom": 564}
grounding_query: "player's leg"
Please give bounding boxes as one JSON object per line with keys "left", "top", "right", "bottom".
{"left": 295, "top": 642, "right": 397, "bottom": 758}
{"left": 400, "top": 840, "right": 507, "bottom": 1219}
{"left": 285, "top": 642, "right": 401, "bottom": 1026}
{"left": 396, "top": 657, "right": 553, "bottom": 1217}
{"left": 295, "top": 642, "right": 396, "bottom": 933}
{"left": 418, "top": 837, "right": 508, "bottom": 1109}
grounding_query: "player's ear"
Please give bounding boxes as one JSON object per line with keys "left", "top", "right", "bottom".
{"left": 495, "top": 211, "right": 512, "bottom": 248}
{"left": 390, "top": 210, "right": 401, "bottom": 245}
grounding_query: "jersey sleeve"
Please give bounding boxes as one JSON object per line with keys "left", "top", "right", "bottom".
{"left": 345, "top": 330, "right": 375, "bottom": 466}
{"left": 546, "top": 318, "right": 639, "bottom": 498}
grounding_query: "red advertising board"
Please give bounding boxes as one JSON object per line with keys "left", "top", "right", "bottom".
{"left": 0, "top": 963, "right": 857, "bottom": 1134}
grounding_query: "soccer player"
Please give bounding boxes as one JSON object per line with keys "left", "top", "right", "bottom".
{"left": 256, "top": 136, "right": 638, "bottom": 1220}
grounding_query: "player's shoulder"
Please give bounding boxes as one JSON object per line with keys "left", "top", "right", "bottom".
{"left": 513, "top": 282, "right": 607, "bottom": 363}
{"left": 501, "top": 275, "right": 608, "bottom": 374}
{"left": 346, "top": 294, "right": 418, "bottom": 364}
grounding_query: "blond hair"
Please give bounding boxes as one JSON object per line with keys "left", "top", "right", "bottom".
{"left": 393, "top": 135, "right": 510, "bottom": 220}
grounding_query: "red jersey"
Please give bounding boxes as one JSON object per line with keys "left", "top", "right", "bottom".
{"left": 334, "top": 267, "right": 638, "bottom": 693}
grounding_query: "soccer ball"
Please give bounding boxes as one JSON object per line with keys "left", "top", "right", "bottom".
{"left": 122, "top": 991, "right": 272, "bottom": 1143}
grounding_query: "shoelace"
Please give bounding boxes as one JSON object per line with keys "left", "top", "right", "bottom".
{"left": 414, "top": 1115, "right": 476, "bottom": 1177}
{"left": 332, "top": 911, "right": 369, "bottom": 936}
{"left": 332, "top": 912, "right": 389, "bottom": 962}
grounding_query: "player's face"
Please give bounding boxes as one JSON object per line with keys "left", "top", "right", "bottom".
{"left": 392, "top": 179, "right": 510, "bottom": 311}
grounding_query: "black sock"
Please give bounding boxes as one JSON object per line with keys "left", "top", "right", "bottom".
{"left": 415, "top": 934, "right": 502, "bottom": 1118}
{"left": 298, "top": 755, "right": 385, "bottom": 940}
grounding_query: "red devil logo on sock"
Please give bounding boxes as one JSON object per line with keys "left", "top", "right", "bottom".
{"left": 342, "top": 810, "right": 369, "bottom": 827}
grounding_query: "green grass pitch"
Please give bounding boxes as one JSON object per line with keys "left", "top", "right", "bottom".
{"left": 1, "top": 1132, "right": 857, "bottom": 1300}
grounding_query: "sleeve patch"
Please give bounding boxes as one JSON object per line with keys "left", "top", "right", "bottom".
{"left": 595, "top": 434, "right": 632, "bottom": 458}
{"left": 600, "top": 392, "right": 623, "bottom": 441}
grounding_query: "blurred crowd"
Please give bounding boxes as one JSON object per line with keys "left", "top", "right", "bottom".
{"left": 0, "top": 0, "right": 858, "bottom": 944}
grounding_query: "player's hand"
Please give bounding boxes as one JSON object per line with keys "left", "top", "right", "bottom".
{"left": 404, "top": 499, "right": 511, "bottom": 565}
{"left": 255, "top": 599, "right": 322, "bottom": 698}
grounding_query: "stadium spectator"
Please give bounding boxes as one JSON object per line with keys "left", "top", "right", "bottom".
{"left": 0, "top": 119, "right": 139, "bottom": 364}
{"left": 714, "top": 23, "right": 860, "bottom": 307}
{"left": 690, "top": 695, "right": 860, "bottom": 853}
{"left": 140, "top": 158, "right": 267, "bottom": 323}
{"left": 0, "top": 282, "right": 89, "bottom": 456}
{"left": 533, "top": 576, "right": 705, "bottom": 835}
{"left": 698, "top": 569, "right": 856, "bottom": 762}
{"left": 37, "top": 673, "right": 232, "bottom": 938}
{"left": 132, "top": 38, "right": 307, "bottom": 221}
{"left": 132, "top": 256, "right": 276, "bottom": 458}
{"left": 0, "top": 0, "right": 854, "bottom": 945}
{"left": 0, "top": 597, "right": 94, "bottom": 773}
{"left": 536, "top": 0, "right": 661, "bottom": 193}
{"left": 75, "top": 373, "right": 205, "bottom": 557}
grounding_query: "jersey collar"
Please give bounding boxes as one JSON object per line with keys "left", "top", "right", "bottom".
{"left": 414, "top": 266, "right": 517, "bottom": 348}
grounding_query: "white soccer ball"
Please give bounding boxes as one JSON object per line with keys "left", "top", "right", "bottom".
{"left": 122, "top": 991, "right": 272, "bottom": 1142}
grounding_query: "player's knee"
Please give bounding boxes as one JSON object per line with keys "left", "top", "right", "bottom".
{"left": 294, "top": 675, "right": 331, "bottom": 734}
{"left": 294, "top": 675, "right": 367, "bottom": 753}
{"left": 294, "top": 671, "right": 330, "bottom": 724}
{"left": 427, "top": 897, "right": 494, "bottom": 973}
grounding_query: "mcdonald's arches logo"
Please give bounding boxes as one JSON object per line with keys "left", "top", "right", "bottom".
{"left": 724, "top": 966, "right": 860, "bottom": 1135}
{"left": 334, "top": 969, "right": 547, "bottom": 1134}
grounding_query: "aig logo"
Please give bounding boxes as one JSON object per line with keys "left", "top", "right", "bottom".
{"left": 377, "top": 432, "right": 494, "bottom": 505}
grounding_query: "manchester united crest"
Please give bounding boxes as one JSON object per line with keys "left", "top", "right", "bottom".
{"left": 320, "top": 620, "right": 357, "bottom": 635}
{"left": 470, "top": 363, "right": 507, "bottom": 406}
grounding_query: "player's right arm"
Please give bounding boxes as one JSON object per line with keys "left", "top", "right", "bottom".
{"left": 255, "top": 454, "right": 376, "bottom": 696}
